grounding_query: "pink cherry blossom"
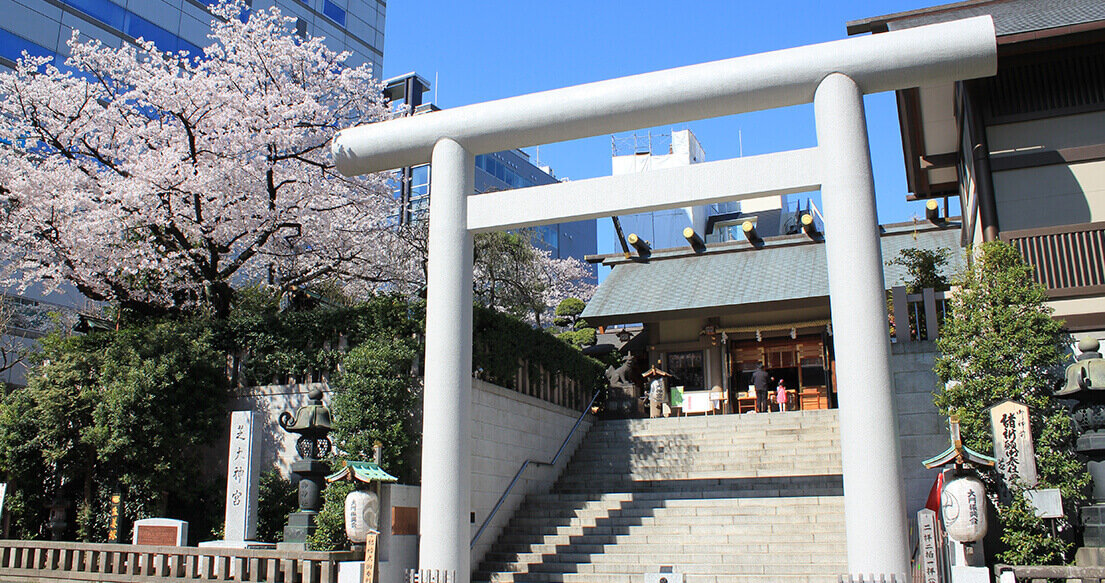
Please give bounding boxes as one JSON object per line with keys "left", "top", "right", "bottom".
{"left": 0, "top": 0, "right": 392, "bottom": 316}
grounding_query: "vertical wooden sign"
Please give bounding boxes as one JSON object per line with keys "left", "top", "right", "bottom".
{"left": 107, "top": 493, "right": 122, "bottom": 543}
{"left": 0, "top": 483, "right": 6, "bottom": 538}
{"left": 989, "top": 400, "right": 1038, "bottom": 492}
{"left": 917, "top": 509, "right": 941, "bottom": 583}
{"left": 363, "top": 532, "right": 378, "bottom": 583}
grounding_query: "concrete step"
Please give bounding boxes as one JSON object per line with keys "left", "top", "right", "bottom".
{"left": 510, "top": 501, "right": 844, "bottom": 524}
{"left": 475, "top": 411, "right": 847, "bottom": 583}
{"left": 592, "top": 409, "right": 836, "bottom": 428}
{"left": 567, "top": 445, "right": 840, "bottom": 458}
{"left": 575, "top": 430, "right": 839, "bottom": 441}
{"left": 484, "top": 545, "right": 848, "bottom": 564}
{"left": 498, "top": 518, "right": 845, "bottom": 538}
{"left": 474, "top": 569, "right": 849, "bottom": 583}
{"left": 482, "top": 551, "right": 849, "bottom": 570}
{"left": 549, "top": 475, "right": 843, "bottom": 496}
{"left": 556, "top": 458, "right": 843, "bottom": 475}
{"left": 491, "top": 529, "right": 849, "bottom": 555}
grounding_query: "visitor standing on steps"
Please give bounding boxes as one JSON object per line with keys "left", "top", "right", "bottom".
{"left": 752, "top": 363, "right": 771, "bottom": 413}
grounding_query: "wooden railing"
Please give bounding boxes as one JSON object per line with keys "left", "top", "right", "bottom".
{"left": 890, "top": 287, "right": 949, "bottom": 343}
{"left": 508, "top": 360, "right": 589, "bottom": 411}
{"left": 0, "top": 539, "right": 360, "bottom": 582}
{"left": 1002, "top": 221, "right": 1105, "bottom": 299}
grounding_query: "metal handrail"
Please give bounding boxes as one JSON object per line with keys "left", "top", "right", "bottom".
{"left": 470, "top": 387, "right": 603, "bottom": 549}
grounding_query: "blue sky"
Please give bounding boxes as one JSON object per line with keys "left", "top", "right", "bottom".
{"left": 380, "top": 0, "right": 943, "bottom": 232}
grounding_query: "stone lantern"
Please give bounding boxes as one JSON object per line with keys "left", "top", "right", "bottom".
{"left": 279, "top": 387, "right": 333, "bottom": 548}
{"left": 1054, "top": 338, "right": 1105, "bottom": 547}
{"left": 46, "top": 494, "right": 69, "bottom": 541}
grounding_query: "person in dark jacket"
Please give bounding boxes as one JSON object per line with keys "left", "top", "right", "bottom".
{"left": 752, "top": 363, "right": 772, "bottom": 413}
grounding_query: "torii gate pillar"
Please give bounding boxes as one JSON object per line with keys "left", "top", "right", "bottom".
{"left": 816, "top": 72, "right": 910, "bottom": 573}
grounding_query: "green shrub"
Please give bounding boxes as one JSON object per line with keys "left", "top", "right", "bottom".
{"left": 331, "top": 338, "right": 421, "bottom": 484}
{"left": 473, "top": 305, "right": 605, "bottom": 398}
{"left": 0, "top": 319, "right": 227, "bottom": 541}
{"left": 256, "top": 469, "right": 297, "bottom": 543}
{"left": 307, "top": 481, "right": 354, "bottom": 551}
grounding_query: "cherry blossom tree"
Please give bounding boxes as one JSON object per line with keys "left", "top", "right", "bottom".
{"left": 0, "top": 0, "right": 393, "bottom": 318}
{"left": 472, "top": 231, "right": 595, "bottom": 327}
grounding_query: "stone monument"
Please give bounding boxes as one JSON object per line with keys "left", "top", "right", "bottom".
{"left": 200, "top": 410, "right": 273, "bottom": 550}
{"left": 133, "top": 518, "right": 188, "bottom": 546}
{"left": 604, "top": 357, "right": 638, "bottom": 418}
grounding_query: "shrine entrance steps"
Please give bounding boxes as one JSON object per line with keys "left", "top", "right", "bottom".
{"left": 473, "top": 409, "right": 847, "bottom": 583}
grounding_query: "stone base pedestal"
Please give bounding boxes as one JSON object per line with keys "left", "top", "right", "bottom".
{"left": 281, "top": 511, "right": 319, "bottom": 548}
{"left": 951, "top": 566, "right": 989, "bottom": 583}
{"left": 338, "top": 561, "right": 365, "bottom": 583}
{"left": 1084, "top": 504, "right": 1105, "bottom": 546}
{"left": 1076, "top": 546, "right": 1105, "bottom": 566}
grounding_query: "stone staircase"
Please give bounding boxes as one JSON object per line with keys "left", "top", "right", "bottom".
{"left": 473, "top": 409, "right": 847, "bottom": 583}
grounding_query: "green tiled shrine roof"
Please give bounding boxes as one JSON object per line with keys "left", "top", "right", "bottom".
{"left": 580, "top": 224, "right": 963, "bottom": 325}
{"left": 326, "top": 460, "right": 398, "bottom": 484}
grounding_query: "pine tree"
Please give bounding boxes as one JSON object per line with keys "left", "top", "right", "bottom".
{"left": 934, "top": 241, "right": 1089, "bottom": 563}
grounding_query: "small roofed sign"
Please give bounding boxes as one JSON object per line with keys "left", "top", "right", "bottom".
{"left": 989, "top": 400, "right": 1037, "bottom": 491}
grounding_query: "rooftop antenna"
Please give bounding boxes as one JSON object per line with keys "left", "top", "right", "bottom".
{"left": 434, "top": 71, "right": 439, "bottom": 105}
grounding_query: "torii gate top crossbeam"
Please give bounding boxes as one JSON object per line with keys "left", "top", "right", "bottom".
{"left": 332, "top": 16, "right": 995, "bottom": 177}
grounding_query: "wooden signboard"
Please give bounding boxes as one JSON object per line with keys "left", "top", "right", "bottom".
{"left": 107, "top": 494, "right": 122, "bottom": 543}
{"left": 362, "top": 533, "right": 378, "bottom": 583}
{"left": 917, "top": 509, "right": 941, "bottom": 583}
{"left": 989, "top": 400, "right": 1038, "bottom": 492}
{"left": 392, "top": 506, "right": 418, "bottom": 535}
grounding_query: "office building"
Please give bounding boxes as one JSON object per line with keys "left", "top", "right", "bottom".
{"left": 0, "top": 0, "right": 385, "bottom": 75}
{"left": 597, "top": 129, "right": 817, "bottom": 279}
{"left": 386, "top": 72, "right": 597, "bottom": 270}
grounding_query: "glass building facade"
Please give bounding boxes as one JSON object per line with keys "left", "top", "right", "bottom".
{"left": 386, "top": 73, "right": 597, "bottom": 274}
{"left": 396, "top": 149, "right": 598, "bottom": 273}
{"left": 0, "top": 0, "right": 385, "bottom": 76}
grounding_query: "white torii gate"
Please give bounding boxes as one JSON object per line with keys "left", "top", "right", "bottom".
{"left": 333, "top": 16, "right": 996, "bottom": 581}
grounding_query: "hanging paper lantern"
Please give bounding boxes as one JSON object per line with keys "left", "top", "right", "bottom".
{"left": 941, "top": 475, "right": 987, "bottom": 542}
{"left": 345, "top": 490, "right": 380, "bottom": 543}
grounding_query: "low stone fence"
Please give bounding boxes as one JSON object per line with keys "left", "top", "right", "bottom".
{"left": 995, "top": 564, "right": 1105, "bottom": 582}
{"left": 0, "top": 539, "right": 360, "bottom": 582}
